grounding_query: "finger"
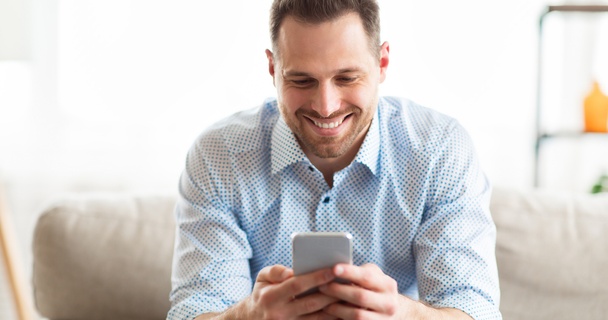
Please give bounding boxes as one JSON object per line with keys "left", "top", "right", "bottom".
{"left": 255, "top": 267, "right": 335, "bottom": 304}
{"left": 288, "top": 292, "right": 341, "bottom": 316}
{"left": 281, "top": 268, "right": 335, "bottom": 299}
{"left": 299, "top": 311, "right": 340, "bottom": 320}
{"left": 324, "top": 301, "right": 376, "bottom": 320}
{"left": 253, "top": 265, "right": 294, "bottom": 306}
{"left": 257, "top": 265, "right": 293, "bottom": 284}
{"left": 332, "top": 263, "right": 394, "bottom": 292}
{"left": 319, "top": 281, "right": 391, "bottom": 313}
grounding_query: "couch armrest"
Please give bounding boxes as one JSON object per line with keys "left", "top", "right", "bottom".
{"left": 491, "top": 187, "right": 608, "bottom": 320}
{"left": 32, "top": 193, "right": 176, "bottom": 320}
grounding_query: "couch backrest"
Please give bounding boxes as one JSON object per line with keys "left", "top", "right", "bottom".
{"left": 491, "top": 187, "right": 608, "bottom": 320}
{"left": 32, "top": 193, "right": 177, "bottom": 320}
{"left": 32, "top": 188, "right": 608, "bottom": 320}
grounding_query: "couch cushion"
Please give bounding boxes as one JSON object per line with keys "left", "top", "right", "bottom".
{"left": 491, "top": 187, "right": 608, "bottom": 320}
{"left": 32, "top": 193, "right": 176, "bottom": 320}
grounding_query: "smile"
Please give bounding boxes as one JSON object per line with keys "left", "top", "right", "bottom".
{"left": 312, "top": 118, "right": 344, "bottom": 129}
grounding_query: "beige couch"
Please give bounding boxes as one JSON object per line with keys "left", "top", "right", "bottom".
{"left": 31, "top": 187, "right": 608, "bottom": 320}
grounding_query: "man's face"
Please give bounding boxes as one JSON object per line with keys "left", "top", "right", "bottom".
{"left": 267, "top": 13, "right": 389, "bottom": 160}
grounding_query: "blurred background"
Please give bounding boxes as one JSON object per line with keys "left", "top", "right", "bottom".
{"left": 1, "top": 0, "right": 608, "bottom": 318}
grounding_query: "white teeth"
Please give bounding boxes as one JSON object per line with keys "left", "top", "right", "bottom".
{"left": 313, "top": 119, "right": 344, "bottom": 129}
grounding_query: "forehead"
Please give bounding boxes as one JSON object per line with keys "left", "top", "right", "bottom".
{"left": 276, "top": 13, "right": 376, "bottom": 72}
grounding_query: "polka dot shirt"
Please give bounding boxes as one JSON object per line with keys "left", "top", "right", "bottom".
{"left": 168, "top": 97, "right": 501, "bottom": 319}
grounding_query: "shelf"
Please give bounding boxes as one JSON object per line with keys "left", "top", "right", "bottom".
{"left": 546, "top": 5, "right": 608, "bottom": 13}
{"left": 538, "top": 131, "right": 608, "bottom": 140}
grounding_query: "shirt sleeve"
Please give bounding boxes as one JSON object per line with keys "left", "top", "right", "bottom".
{"left": 414, "top": 120, "right": 502, "bottom": 320}
{"left": 167, "top": 134, "right": 253, "bottom": 320}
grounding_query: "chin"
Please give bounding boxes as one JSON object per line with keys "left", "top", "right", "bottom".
{"left": 308, "top": 140, "right": 353, "bottom": 159}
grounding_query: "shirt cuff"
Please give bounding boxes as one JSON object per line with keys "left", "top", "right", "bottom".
{"left": 430, "top": 290, "right": 502, "bottom": 320}
{"left": 167, "top": 295, "right": 232, "bottom": 320}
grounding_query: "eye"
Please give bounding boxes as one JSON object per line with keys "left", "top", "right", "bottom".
{"left": 337, "top": 76, "right": 357, "bottom": 84}
{"left": 290, "top": 79, "right": 314, "bottom": 87}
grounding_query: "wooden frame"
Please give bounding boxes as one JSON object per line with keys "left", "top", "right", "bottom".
{"left": 0, "top": 184, "right": 33, "bottom": 320}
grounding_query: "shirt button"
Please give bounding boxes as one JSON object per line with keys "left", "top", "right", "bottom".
{"left": 323, "top": 197, "right": 330, "bottom": 203}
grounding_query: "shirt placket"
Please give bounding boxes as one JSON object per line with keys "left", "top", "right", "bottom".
{"left": 315, "top": 168, "right": 350, "bottom": 231}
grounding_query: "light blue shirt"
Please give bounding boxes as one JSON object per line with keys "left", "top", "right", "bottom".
{"left": 168, "top": 97, "right": 501, "bottom": 320}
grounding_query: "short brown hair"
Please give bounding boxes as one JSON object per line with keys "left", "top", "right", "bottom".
{"left": 270, "top": 0, "right": 381, "bottom": 59}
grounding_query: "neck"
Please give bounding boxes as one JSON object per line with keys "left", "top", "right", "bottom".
{"left": 305, "top": 137, "right": 365, "bottom": 188}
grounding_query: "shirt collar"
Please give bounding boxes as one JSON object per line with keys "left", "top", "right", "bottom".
{"left": 270, "top": 105, "right": 381, "bottom": 176}
{"left": 271, "top": 116, "right": 308, "bottom": 175}
{"left": 353, "top": 105, "right": 380, "bottom": 176}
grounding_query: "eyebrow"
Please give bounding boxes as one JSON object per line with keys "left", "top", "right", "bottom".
{"left": 282, "top": 68, "right": 363, "bottom": 78}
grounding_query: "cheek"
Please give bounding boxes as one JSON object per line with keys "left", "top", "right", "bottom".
{"left": 345, "top": 85, "right": 376, "bottom": 108}
{"left": 280, "top": 88, "right": 309, "bottom": 112}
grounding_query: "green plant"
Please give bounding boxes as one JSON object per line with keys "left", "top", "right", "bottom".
{"left": 591, "top": 173, "right": 608, "bottom": 194}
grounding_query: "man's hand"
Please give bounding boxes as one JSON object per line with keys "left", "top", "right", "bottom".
{"left": 201, "top": 264, "right": 341, "bottom": 320}
{"left": 319, "top": 263, "right": 473, "bottom": 320}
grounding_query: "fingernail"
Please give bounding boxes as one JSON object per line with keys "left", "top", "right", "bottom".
{"left": 281, "top": 269, "right": 292, "bottom": 280}
{"left": 334, "top": 265, "right": 344, "bottom": 276}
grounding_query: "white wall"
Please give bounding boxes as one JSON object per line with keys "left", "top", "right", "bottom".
{"left": 2, "top": 0, "right": 608, "bottom": 318}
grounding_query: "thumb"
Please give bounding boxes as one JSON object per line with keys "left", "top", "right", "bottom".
{"left": 257, "top": 265, "right": 293, "bottom": 284}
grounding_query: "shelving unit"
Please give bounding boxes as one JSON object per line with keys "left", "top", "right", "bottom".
{"left": 534, "top": 5, "right": 608, "bottom": 187}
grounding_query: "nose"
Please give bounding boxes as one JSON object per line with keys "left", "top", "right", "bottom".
{"left": 311, "top": 81, "right": 341, "bottom": 117}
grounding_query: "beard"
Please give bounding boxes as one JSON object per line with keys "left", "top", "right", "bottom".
{"left": 282, "top": 102, "right": 376, "bottom": 159}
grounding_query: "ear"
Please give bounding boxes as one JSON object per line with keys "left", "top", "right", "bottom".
{"left": 265, "top": 49, "right": 276, "bottom": 86}
{"left": 378, "top": 41, "right": 390, "bottom": 83}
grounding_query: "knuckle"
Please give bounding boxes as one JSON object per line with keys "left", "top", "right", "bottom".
{"left": 266, "top": 310, "right": 284, "bottom": 320}
{"left": 257, "top": 291, "right": 272, "bottom": 306}
{"left": 318, "top": 271, "right": 331, "bottom": 283}
{"left": 290, "top": 280, "right": 305, "bottom": 293}
{"left": 269, "top": 265, "right": 283, "bottom": 276}
{"left": 363, "top": 263, "right": 379, "bottom": 271}
{"left": 385, "top": 293, "right": 400, "bottom": 315}
{"left": 323, "top": 302, "right": 336, "bottom": 314}
{"left": 303, "top": 298, "right": 319, "bottom": 313}
{"left": 353, "top": 309, "right": 366, "bottom": 320}
{"left": 388, "top": 277, "right": 398, "bottom": 291}
{"left": 258, "top": 266, "right": 274, "bottom": 279}
{"left": 354, "top": 290, "right": 367, "bottom": 305}
{"left": 362, "top": 271, "right": 374, "bottom": 284}
{"left": 309, "top": 312, "right": 324, "bottom": 320}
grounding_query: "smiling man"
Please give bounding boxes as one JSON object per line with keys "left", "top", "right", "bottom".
{"left": 168, "top": 1, "right": 501, "bottom": 319}
{"left": 268, "top": 10, "right": 384, "bottom": 188}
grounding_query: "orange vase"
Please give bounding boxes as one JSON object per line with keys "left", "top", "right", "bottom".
{"left": 584, "top": 81, "right": 608, "bottom": 133}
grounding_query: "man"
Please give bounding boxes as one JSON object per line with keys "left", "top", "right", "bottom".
{"left": 168, "top": 0, "right": 501, "bottom": 319}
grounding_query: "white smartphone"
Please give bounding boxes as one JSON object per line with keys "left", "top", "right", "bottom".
{"left": 291, "top": 232, "right": 353, "bottom": 297}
